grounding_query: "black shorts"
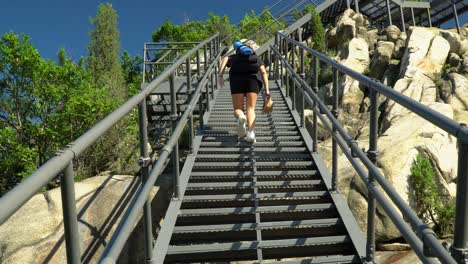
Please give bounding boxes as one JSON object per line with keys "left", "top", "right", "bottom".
{"left": 230, "top": 78, "right": 260, "bottom": 94}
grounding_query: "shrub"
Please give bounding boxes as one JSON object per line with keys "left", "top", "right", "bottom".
{"left": 409, "top": 153, "right": 455, "bottom": 237}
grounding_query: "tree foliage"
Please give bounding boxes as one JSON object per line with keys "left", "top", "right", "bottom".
{"left": 0, "top": 33, "right": 116, "bottom": 196}
{"left": 410, "top": 154, "right": 455, "bottom": 237}
{"left": 87, "top": 3, "right": 126, "bottom": 100}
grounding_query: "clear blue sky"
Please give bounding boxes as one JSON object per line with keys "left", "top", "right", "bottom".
{"left": 0, "top": 1, "right": 466, "bottom": 62}
{"left": 0, "top": 0, "right": 272, "bottom": 61}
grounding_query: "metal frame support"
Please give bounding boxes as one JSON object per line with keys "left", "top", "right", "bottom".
{"left": 386, "top": 0, "right": 392, "bottom": 26}
{"left": 291, "top": 42, "right": 296, "bottom": 110}
{"left": 61, "top": 161, "right": 81, "bottom": 264}
{"left": 355, "top": 0, "right": 360, "bottom": 14}
{"left": 203, "top": 45, "right": 208, "bottom": 72}
{"left": 426, "top": 8, "right": 432, "bottom": 27}
{"left": 400, "top": 6, "right": 406, "bottom": 32}
{"left": 411, "top": 8, "right": 416, "bottom": 26}
{"left": 138, "top": 83, "right": 154, "bottom": 264}
{"left": 366, "top": 88, "right": 378, "bottom": 263}
{"left": 299, "top": 47, "right": 305, "bottom": 128}
{"left": 169, "top": 74, "right": 180, "bottom": 199}
{"left": 331, "top": 68, "right": 339, "bottom": 192}
{"left": 312, "top": 56, "right": 318, "bottom": 153}
{"left": 452, "top": 0, "right": 461, "bottom": 35}
{"left": 196, "top": 50, "right": 201, "bottom": 79}
{"left": 452, "top": 126, "right": 468, "bottom": 263}
{"left": 346, "top": 0, "right": 350, "bottom": 9}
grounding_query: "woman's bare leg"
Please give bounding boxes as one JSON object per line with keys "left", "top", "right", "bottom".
{"left": 231, "top": 93, "right": 244, "bottom": 118}
{"left": 245, "top": 92, "right": 258, "bottom": 131}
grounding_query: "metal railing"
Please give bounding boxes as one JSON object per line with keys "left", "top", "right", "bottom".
{"left": 271, "top": 31, "right": 468, "bottom": 263}
{"left": 0, "top": 33, "right": 221, "bottom": 264}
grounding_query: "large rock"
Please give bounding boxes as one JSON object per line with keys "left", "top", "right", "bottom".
{"left": 0, "top": 175, "right": 171, "bottom": 264}
{"left": 382, "top": 25, "right": 401, "bottom": 44}
{"left": 341, "top": 38, "right": 370, "bottom": 73}
{"left": 326, "top": 27, "right": 338, "bottom": 49}
{"left": 447, "top": 73, "right": 468, "bottom": 111}
{"left": 384, "top": 71, "right": 438, "bottom": 125}
{"left": 440, "top": 30, "right": 464, "bottom": 55}
{"left": 392, "top": 32, "right": 407, "bottom": 60}
{"left": 337, "top": 15, "right": 356, "bottom": 44}
{"left": 341, "top": 103, "right": 458, "bottom": 241}
{"left": 418, "top": 36, "right": 450, "bottom": 75}
{"left": 369, "top": 41, "right": 395, "bottom": 80}
{"left": 399, "top": 27, "right": 440, "bottom": 77}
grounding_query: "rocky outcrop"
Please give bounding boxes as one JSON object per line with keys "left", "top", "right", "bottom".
{"left": 318, "top": 10, "right": 467, "bottom": 242}
{"left": 0, "top": 175, "right": 171, "bottom": 264}
{"left": 369, "top": 41, "right": 395, "bottom": 80}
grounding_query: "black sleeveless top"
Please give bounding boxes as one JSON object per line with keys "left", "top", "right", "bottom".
{"left": 227, "top": 54, "right": 265, "bottom": 84}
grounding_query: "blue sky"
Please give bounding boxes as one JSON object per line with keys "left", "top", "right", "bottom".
{"left": 0, "top": 1, "right": 466, "bottom": 62}
{"left": 0, "top": 0, "right": 272, "bottom": 61}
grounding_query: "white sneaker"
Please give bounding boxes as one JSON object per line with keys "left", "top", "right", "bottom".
{"left": 237, "top": 115, "right": 247, "bottom": 139}
{"left": 245, "top": 130, "right": 256, "bottom": 143}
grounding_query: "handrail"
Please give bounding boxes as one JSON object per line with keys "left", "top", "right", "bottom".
{"left": 99, "top": 45, "right": 225, "bottom": 264}
{"left": 271, "top": 30, "right": 467, "bottom": 263}
{"left": 0, "top": 33, "right": 219, "bottom": 264}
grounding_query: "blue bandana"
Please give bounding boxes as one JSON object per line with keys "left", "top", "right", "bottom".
{"left": 233, "top": 41, "right": 254, "bottom": 55}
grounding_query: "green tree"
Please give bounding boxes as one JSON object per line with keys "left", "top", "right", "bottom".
{"left": 121, "top": 51, "right": 142, "bottom": 96}
{"left": 0, "top": 32, "right": 115, "bottom": 195}
{"left": 87, "top": 3, "right": 126, "bottom": 100}
{"left": 57, "top": 47, "right": 67, "bottom": 66}
{"left": 206, "top": 13, "right": 236, "bottom": 42}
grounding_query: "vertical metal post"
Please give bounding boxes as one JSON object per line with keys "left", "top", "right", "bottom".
{"left": 411, "top": 8, "right": 416, "bottom": 26}
{"left": 346, "top": 0, "right": 350, "bottom": 9}
{"left": 169, "top": 74, "right": 180, "bottom": 198}
{"left": 366, "top": 88, "right": 378, "bottom": 263}
{"left": 203, "top": 45, "right": 208, "bottom": 72}
{"left": 268, "top": 49, "right": 272, "bottom": 78}
{"left": 210, "top": 71, "right": 214, "bottom": 100}
{"left": 427, "top": 8, "right": 432, "bottom": 27}
{"left": 312, "top": 56, "right": 318, "bottom": 153}
{"left": 355, "top": 0, "right": 360, "bottom": 14}
{"left": 198, "top": 88, "right": 204, "bottom": 131}
{"left": 61, "top": 161, "right": 81, "bottom": 264}
{"left": 400, "top": 6, "right": 406, "bottom": 32}
{"left": 142, "top": 45, "right": 147, "bottom": 83}
{"left": 186, "top": 58, "right": 192, "bottom": 95}
{"left": 386, "top": 0, "right": 393, "bottom": 26}
{"left": 300, "top": 47, "right": 305, "bottom": 128}
{"left": 196, "top": 50, "right": 201, "bottom": 79}
{"left": 291, "top": 42, "right": 296, "bottom": 110}
{"left": 205, "top": 75, "right": 211, "bottom": 111}
{"left": 452, "top": 129, "right": 468, "bottom": 263}
{"left": 452, "top": 0, "right": 461, "bottom": 35}
{"left": 331, "top": 68, "right": 339, "bottom": 192}
{"left": 138, "top": 83, "right": 154, "bottom": 264}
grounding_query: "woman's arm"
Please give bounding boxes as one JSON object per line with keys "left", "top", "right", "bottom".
{"left": 218, "top": 56, "right": 229, "bottom": 87}
{"left": 259, "top": 65, "right": 269, "bottom": 97}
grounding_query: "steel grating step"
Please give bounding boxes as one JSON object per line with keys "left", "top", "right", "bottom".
{"left": 166, "top": 236, "right": 354, "bottom": 262}
{"left": 163, "top": 81, "right": 362, "bottom": 263}
{"left": 199, "top": 141, "right": 306, "bottom": 147}
{"left": 194, "top": 153, "right": 310, "bottom": 161}
{"left": 197, "top": 147, "right": 308, "bottom": 153}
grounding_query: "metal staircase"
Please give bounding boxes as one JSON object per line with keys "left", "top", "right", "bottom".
{"left": 163, "top": 80, "right": 365, "bottom": 263}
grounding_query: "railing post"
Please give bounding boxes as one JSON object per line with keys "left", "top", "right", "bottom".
{"left": 186, "top": 58, "right": 192, "bottom": 95}
{"left": 366, "top": 88, "right": 379, "bottom": 263}
{"left": 210, "top": 70, "right": 215, "bottom": 100}
{"left": 291, "top": 42, "right": 296, "bottom": 110}
{"left": 427, "top": 8, "right": 432, "bottom": 27}
{"left": 452, "top": 126, "right": 468, "bottom": 263}
{"left": 299, "top": 47, "right": 305, "bottom": 128}
{"left": 411, "top": 8, "right": 416, "bottom": 26}
{"left": 203, "top": 44, "right": 208, "bottom": 72}
{"left": 169, "top": 74, "right": 180, "bottom": 199}
{"left": 138, "top": 83, "right": 154, "bottom": 264}
{"left": 312, "top": 56, "right": 319, "bottom": 152}
{"left": 60, "top": 161, "right": 81, "bottom": 264}
{"left": 206, "top": 74, "right": 211, "bottom": 111}
{"left": 400, "top": 5, "right": 406, "bottom": 32}
{"left": 386, "top": 0, "right": 393, "bottom": 26}
{"left": 452, "top": 0, "right": 461, "bottom": 35}
{"left": 196, "top": 50, "right": 201, "bottom": 80}
{"left": 332, "top": 68, "right": 339, "bottom": 192}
